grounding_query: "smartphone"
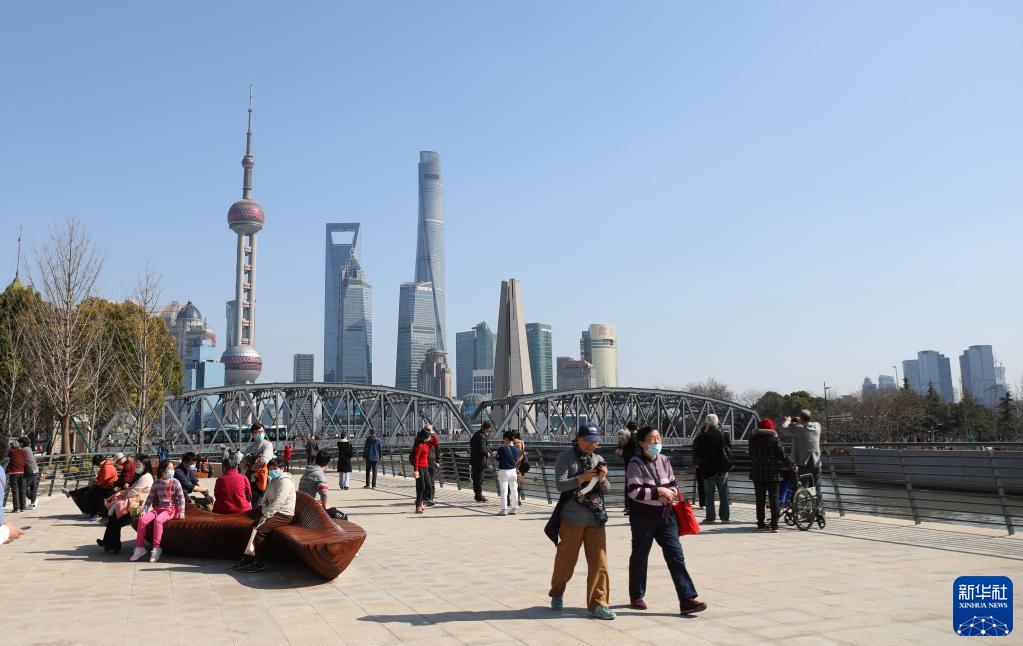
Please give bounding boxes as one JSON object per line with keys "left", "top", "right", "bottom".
{"left": 20, "top": 525, "right": 31, "bottom": 530}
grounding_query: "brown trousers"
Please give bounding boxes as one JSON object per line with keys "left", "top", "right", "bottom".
{"left": 548, "top": 522, "right": 609, "bottom": 611}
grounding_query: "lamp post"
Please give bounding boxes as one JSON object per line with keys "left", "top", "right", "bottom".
{"left": 824, "top": 382, "right": 832, "bottom": 434}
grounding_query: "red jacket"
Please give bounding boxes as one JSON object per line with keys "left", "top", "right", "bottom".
{"left": 6, "top": 447, "right": 26, "bottom": 474}
{"left": 117, "top": 458, "right": 136, "bottom": 488}
{"left": 213, "top": 470, "right": 252, "bottom": 514}
{"left": 283, "top": 445, "right": 294, "bottom": 460}
{"left": 95, "top": 459, "right": 118, "bottom": 490}
{"left": 412, "top": 435, "right": 439, "bottom": 469}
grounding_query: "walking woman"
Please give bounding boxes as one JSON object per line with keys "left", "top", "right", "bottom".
{"left": 131, "top": 459, "right": 186, "bottom": 563}
{"left": 749, "top": 418, "right": 795, "bottom": 531}
{"left": 496, "top": 431, "right": 521, "bottom": 516}
{"left": 97, "top": 453, "right": 153, "bottom": 553}
{"left": 336, "top": 433, "right": 353, "bottom": 490}
{"left": 412, "top": 426, "right": 439, "bottom": 514}
{"left": 626, "top": 426, "right": 707, "bottom": 616}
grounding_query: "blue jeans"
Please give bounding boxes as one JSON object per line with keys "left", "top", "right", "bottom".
{"left": 628, "top": 511, "right": 698, "bottom": 602}
{"left": 703, "top": 474, "right": 730, "bottom": 521}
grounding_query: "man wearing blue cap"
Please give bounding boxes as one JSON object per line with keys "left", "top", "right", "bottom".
{"left": 547, "top": 422, "right": 615, "bottom": 620}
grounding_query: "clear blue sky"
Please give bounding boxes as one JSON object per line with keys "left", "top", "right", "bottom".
{"left": 1, "top": 2, "right": 1021, "bottom": 398}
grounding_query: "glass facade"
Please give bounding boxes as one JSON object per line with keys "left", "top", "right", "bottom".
{"left": 395, "top": 282, "right": 438, "bottom": 391}
{"left": 415, "top": 151, "right": 445, "bottom": 351}
{"left": 339, "top": 256, "right": 373, "bottom": 384}
{"left": 293, "top": 354, "right": 314, "bottom": 382}
{"left": 904, "top": 350, "right": 954, "bottom": 403}
{"left": 324, "top": 224, "right": 361, "bottom": 382}
{"left": 455, "top": 331, "right": 476, "bottom": 398}
{"left": 960, "top": 345, "right": 1007, "bottom": 408}
{"left": 526, "top": 322, "right": 553, "bottom": 392}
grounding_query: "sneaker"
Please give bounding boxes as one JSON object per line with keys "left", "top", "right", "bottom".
{"left": 130, "top": 547, "right": 147, "bottom": 562}
{"left": 479, "top": 497, "right": 488, "bottom": 503}
{"left": 61, "top": 487, "right": 70, "bottom": 498}
{"left": 149, "top": 548, "right": 163, "bottom": 563}
{"left": 590, "top": 605, "right": 616, "bottom": 620}
{"left": 362, "top": 485, "right": 371, "bottom": 489}
{"left": 701, "top": 519, "right": 716, "bottom": 525}
{"left": 231, "top": 557, "right": 253, "bottom": 570}
{"left": 242, "top": 562, "right": 268, "bottom": 573}
{"left": 755, "top": 525, "right": 770, "bottom": 532}
{"left": 425, "top": 500, "right": 436, "bottom": 507}
{"left": 680, "top": 598, "right": 708, "bottom": 615}
{"left": 30, "top": 502, "right": 37, "bottom": 510}
{"left": 550, "top": 596, "right": 564, "bottom": 611}
{"left": 509, "top": 509, "right": 517, "bottom": 515}
{"left": 631, "top": 598, "right": 648, "bottom": 610}
{"left": 497, "top": 510, "right": 507, "bottom": 516}
{"left": 720, "top": 518, "right": 731, "bottom": 524}
{"left": 87, "top": 514, "right": 99, "bottom": 522}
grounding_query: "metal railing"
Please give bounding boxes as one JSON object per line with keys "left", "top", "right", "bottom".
{"left": 10, "top": 442, "right": 1021, "bottom": 536}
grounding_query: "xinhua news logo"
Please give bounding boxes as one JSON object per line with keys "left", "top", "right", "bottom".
{"left": 953, "top": 576, "right": 1013, "bottom": 637}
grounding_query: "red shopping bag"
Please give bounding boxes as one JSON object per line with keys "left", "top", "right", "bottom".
{"left": 673, "top": 498, "right": 700, "bottom": 536}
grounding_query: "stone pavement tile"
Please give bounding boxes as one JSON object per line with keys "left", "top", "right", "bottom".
{"left": 330, "top": 621, "right": 402, "bottom": 645}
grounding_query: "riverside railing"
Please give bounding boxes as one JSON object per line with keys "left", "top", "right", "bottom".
{"left": 11, "top": 441, "right": 1021, "bottom": 535}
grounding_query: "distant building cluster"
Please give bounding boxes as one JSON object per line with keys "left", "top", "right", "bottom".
{"left": 863, "top": 344, "right": 1009, "bottom": 408}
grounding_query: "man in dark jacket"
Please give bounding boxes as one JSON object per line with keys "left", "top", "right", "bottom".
{"left": 691, "top": 414, "right": 731, "bottom": 523}
{"left": 469, "top": 422, "right": 491, "bottom": 502}
{"left": 749, "top": 418, "right": 795, "bottom": 531}
{"left": 362, "top": 430, "right": 381, "bottom": 489}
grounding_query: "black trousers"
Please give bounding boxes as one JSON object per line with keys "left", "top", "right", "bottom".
{"left": 7, "top": 473, "right": 26, "bottom": 511}
{"left": 365, "top": 461, "right": 378, "bottom": 487}
{"left": 470, "top": 462, "right": 485, "bottom": 499}
{"left": 754, "top": 481, "right": 780, "bottom": 528}
{"left": 415, "top": 467, "right": 433, "bottom": 507}
{"left": 101, "top": 514, "right": 131, "bottom": 551}
{"left": 695, "top": 467, "right": 705, "bottom": 507}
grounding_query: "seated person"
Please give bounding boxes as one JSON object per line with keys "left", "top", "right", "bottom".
{"left": 174, "top": 451, "right": 213, "bottom": 511}
{"left": 299, "top": 450, "right": 331, "bottom": 508}
{"left": 213, "top": 454, "right": 252, "bottom": 514}
{"left": 233, "top": 458, "right": 295, "bottom": 573}
{"left": 114, "top": 452, "right": 135, "bottom": 489}
{"left": 62, "top": 454, "right": 119, "bottom": 520}
{"left": 131, "top": 459, "right": 186, "bottom": 563}
{"left": 98, "top": 453, "right": 153, "bottom": 553}
{"left": 245, "top": 455, "right": 269, "bottom": 508}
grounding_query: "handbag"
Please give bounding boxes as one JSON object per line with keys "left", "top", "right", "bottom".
{"left": 672, "top": 498, "right": 700, "bottom": 536}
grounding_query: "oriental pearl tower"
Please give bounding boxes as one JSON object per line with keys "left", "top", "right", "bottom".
{"left": 221, "top": 86, "right": 264, "bottom": 385}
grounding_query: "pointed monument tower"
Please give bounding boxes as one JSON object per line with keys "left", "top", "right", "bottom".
{"left": 493, "top": 279, "right": 533, "bottom": 400}
{"left": 221, "top": 86, "right": 264, "bottom": 385}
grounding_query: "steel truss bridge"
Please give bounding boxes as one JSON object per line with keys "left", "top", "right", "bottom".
{"left": 475, "top": 388, "right": 759, "bottom": 442}
{"left": 150, "top": 385, "right": 757, "bottom": 449}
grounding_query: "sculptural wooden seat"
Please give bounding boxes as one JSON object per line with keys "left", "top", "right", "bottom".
{"left": 131, "top": 491, "right": 365, "bottom": 580}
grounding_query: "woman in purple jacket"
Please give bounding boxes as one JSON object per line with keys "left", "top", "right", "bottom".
{"left": 626, "top": 426, "right": 707, "bottom": 616}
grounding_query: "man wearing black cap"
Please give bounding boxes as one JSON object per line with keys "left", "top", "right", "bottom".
{"left": 547, "top": 423, "right": 615, "bottom": 620}
{"left": 469, "top": 422, "right": 492, "bottom": 502}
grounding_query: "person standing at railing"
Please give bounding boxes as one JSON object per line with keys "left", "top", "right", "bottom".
{"left": 20, "top": 438, "right": 39, "bottom": 511}
{"left": 626, "top": 426, "right": 707, "bottom": 616}
{"left": 363, "top": 430, "right": 381, "bottom": 489}
{"left": 6, "top": 440, "right": 27, "bottom": 514}
{"left": 0, "top": 463, "right": 26, "bottom": 545}
{"left": 692, "top": 414, "right": 731, "bottom": 524}
{"left": 749, "top": 419, "right": 795, "bottom": 532}
{"left": 412, "top": 427, "right": 439, "bottom": 514}
{"left": 781, "top": 409, "right": 823, "bottom": 501}
{"left": 496, "top": 431, "right": 521, "bottom": 516}
{"left": 336, "top": 433, "right": 353, "bottom": 490}
{"left": 469, "top": 422, "right": 492, "bottom": 503}
{"left": 512, "top": 430, "right": 527, "bottom": 503}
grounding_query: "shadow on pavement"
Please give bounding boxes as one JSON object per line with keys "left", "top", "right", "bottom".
{"left": 358, "top": 605, "right": 687, "bottom": 625}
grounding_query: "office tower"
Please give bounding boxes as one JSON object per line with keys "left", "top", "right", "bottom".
{"left": 557, "top": 356, "right": 595, "bottom": 390}
{"left": 293, "top": 354, "right": 314, "bottom": 382}
{"left": 324, "top": 223, "right": 367, "bottom": 382}
{"left": 526, "top": 323, "right": 554, "bottom": 393}
{"left": 338, "top": 255, "right": 373, "bottom": 384}
{"left": 862, "top": 377, "right": 877, "bottom": 399}
{"left": 474, "top": 321, "right": 495, "bottom": 370}
{"left": 580, "top": 329, "right": 592, "bottom": 363}
{"left": 162, "top": 301, "right": 223, "bottom": 391}
{"left": 418, "top": 349, "right": 453, "bottom": 398}
{"left": 878, "top": 375, "right": 897, "bottom": 391}
{"left": 415, "top": 151, "right": 446, "bottom": 351}
{"left": 902, "top": 350, "right": 954, "bottom": 403}
{"left": 472, "top": 369, "right": 494, "bottom": 397}
{"left": 960, "top": 345, "right": 1008, "bottom": 408}
{"left": 221, "top": 88, "right": 264, "bottom": 385}
{"left": 395, "top": 282, "right": 438, "bottom": 390}
{"left": 586, "top": 324, "right": 618, "bottom": 387}
{"left": 455, "top": 330, "right": 476, "bottom": 398}
{"left": 493, "top": 279, "right": 533, "bottom": 399}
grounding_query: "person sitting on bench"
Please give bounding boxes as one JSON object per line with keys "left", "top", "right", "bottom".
{"left": 233, "top": 458, "right": 296, "bottom": 573}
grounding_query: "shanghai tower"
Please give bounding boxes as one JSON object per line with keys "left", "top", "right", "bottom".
{"left": 415, "top": 151, "right": 445, "bottom": 351}
{"left": 221, "top": 87, "right": 263, "bottom": 385}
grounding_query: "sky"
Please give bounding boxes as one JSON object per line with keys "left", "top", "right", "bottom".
{"left": 1, "top": 2, "right": 1021, "bottom": 398}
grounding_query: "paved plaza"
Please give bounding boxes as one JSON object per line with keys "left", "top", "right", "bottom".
{"left": 1, "top": 469, "right": 1019, "bottom": 645}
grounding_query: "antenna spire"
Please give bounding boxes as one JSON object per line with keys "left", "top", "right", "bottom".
{"left": 242, "top": 83, "right": 255, "bottom": 200}
{"left": 15, "top": 225, "right": 22, "bottom": 281}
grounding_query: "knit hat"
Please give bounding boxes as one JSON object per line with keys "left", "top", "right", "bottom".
{"left": 705, "top": 414, "right": 720, "bottom": 429}
{"left": 757, "top": 418, "right": 775, "bottom": 431}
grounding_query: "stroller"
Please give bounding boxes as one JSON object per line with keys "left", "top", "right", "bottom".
{"left": 780, "top": 472, "right": 825, "bottom": 531}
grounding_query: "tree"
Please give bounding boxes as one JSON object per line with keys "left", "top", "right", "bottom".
{"left": 996, "top": 391, "right": 1015, "bottom": 440}
{"left": 22, "top": 218, "right": 104, "bottom": 454}
{"left": 0, "top": 277, "right": 41, "bottom": 448}
{"left": 951, "top": 390, "right": 992, "bottom": 441}
{"left": 79, "top": 298, "right": 128, "bottom": 450}
{"left": 684, "top": 377, "right": 734, "bottom": 402}
{"left": 923, "top": 383, "right": 949, "bottom": 438}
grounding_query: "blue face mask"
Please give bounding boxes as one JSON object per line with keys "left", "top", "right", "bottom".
{"left": 255, "top": 433, "right": 265, "bottom": 441}
{"left": 646, "top": 443, "right": 662, "bottom": 458}
{"left": 269, "top": 469, "right": 282, "bottom": 480}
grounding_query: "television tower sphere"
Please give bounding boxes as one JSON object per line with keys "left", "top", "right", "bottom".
{"left": 227, "top": 198, "right": 264, "bottom": 235}
{"left": 221, "top": 345, "right": 263, "bottom": 385}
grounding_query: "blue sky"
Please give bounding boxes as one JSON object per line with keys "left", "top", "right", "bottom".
{"left": 1, "top": 2, "right": 1021, "bottom": 397}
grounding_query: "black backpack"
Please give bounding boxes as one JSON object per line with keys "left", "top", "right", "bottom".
{"left": 719, "top": 436, "right": 734, "bottom": 472}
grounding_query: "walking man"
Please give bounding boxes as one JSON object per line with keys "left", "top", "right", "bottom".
{"left": 469, "top": 422, "right": 491, "bottom": 502}
{"left": 363, "top": 429, "right": 381, "bottom": 489}
{"left": 691, "top": 414, "right": 731, "bottom": 523}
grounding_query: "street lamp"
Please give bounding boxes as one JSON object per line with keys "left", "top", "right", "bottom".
{"left": 823, "top": 382, "right": 832, "bottom": 434}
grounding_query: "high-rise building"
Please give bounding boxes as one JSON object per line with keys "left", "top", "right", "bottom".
{"left": 395, "top": 282, "right": 438, "bottom": 391}
{"left": 455, "top": 330, "right": 476, "bottom": 398}
{"left": 878, "top": 375, "right": 897, "bottom": 391}
{"left": 902, "top": 350, "right": 954, "bottom": 403}
{"left": 584, "top": 324, "right": 618, "bottom": 387}
{"left": 493, "top": 279, "right": 533, "bottom": 399}
{"left": 580, "top": 329, "right": 592, "bottom": 363}
{"left": 162, "top": 301, "right": 224, "bottom": 392}
{"left": 415, "top": 151, "right": 446, "bottom": 351}
{"left": 221, "top": 87, "right": 264, "bottom": 386}
{"left": 293, "top": 354, "right": 314, "bottom": 382}
{"left": 526, "top": 323, "right": 554, "bottom": 393}
{"left": 862, "top": 377, "right": 877, "bottom": 399}
{"left": 557, "top": 356, "right": 595, "bottom": 390}
{"left": 417, "top": 349, "right": 453, "bottom": 398}
{"left": 472, "top": 369, "right": 494, "bottom": 397}
{"left": 960, "top": 345, "right": 1008, "bottom": 408}
{"left": 474, "top": 321, "right": 495, "bottom": 370}
{"left": 338, "top": 255, "right": 373, "bottom": 384}
{"left": 324, "top": 223, "right": 368, "bottom": 382}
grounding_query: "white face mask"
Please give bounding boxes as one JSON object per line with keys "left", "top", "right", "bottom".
{"left": 164, "top": 469, "right": 175, "bottom": 479}
{"left": 135, "top": 467, "right": 144, "bottom": 475}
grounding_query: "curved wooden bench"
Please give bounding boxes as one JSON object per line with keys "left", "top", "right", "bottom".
{"left": 132, "top": 492, "right": 365, "bottom": 579}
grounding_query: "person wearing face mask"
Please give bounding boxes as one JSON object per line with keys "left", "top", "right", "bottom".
{"left": 626, "top": 426, "right": 706, "bottom": 616}
{"left": 132, "top": 460, "right": 186, "bottom": 563}
{"left": 233, "top": 458, "right": 296, "bottom": 573}
{"left": 98, "top": 454, "right": 153, "bottom": 553}
{"left": 244, "top": 423, "right": 276, "bottom": 469}
{"left": 174, "top": 452, "right": 213, "bottom": 511}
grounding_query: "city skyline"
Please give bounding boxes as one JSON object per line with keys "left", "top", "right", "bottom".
{"left": 3, "top": 4, "right": 1021, "bottom": 397}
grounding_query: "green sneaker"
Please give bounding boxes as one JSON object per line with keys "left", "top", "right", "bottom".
{"left": 590, "top": 605, "right": 616, "bottom": 620}
{"left": 550, "top": 596, "right": 564, "bottom": 611}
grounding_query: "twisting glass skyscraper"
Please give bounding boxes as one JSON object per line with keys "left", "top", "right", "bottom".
{"left": 415, "top": 151, "right": 445, "bottom": 350}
